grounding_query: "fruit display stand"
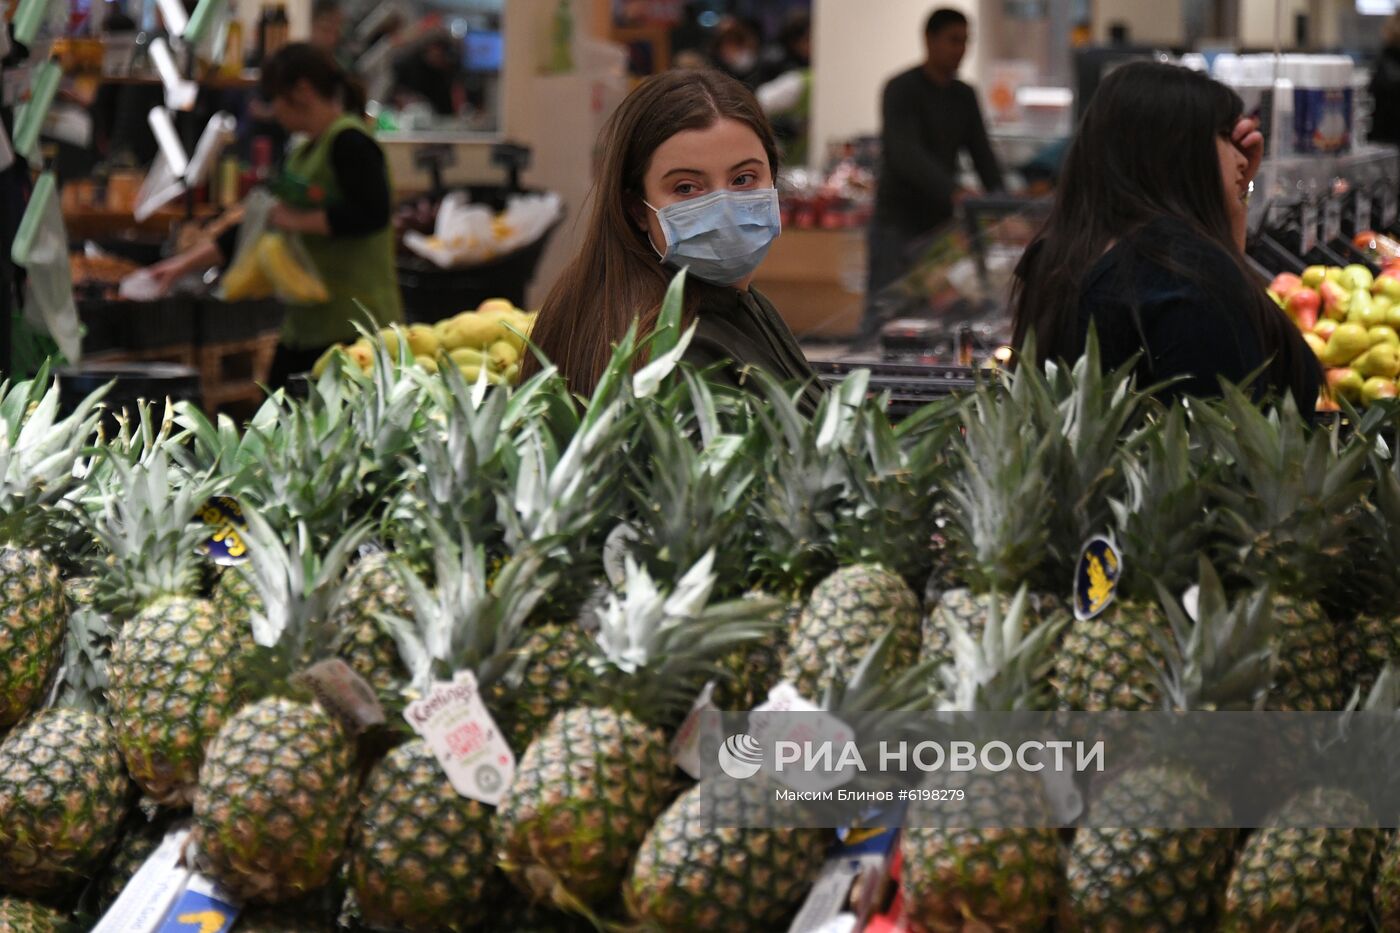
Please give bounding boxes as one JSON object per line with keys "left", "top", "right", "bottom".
{"left": 752, "top": 227, "right": 868, "bottom": 339}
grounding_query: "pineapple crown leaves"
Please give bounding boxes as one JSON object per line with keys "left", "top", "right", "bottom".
{"left": 342, "top": 317, "right": 434, "bottom": 475}
{"left": 379, "top": 519, "right": 557, "bottom": 696}
{"left": 1107, "top": 408, "right": 1215, "bottom": 601}
{"left": 590, "top": 551, "right": 783, "bottom": 722}
{"left": 47, "top": 600, "right": 115, "bottom": 715}
{"left": 818, "top": 627, "right": 938, "bottom": 714}
{"left": 624, "top": 405, "right": 757, "bottom": 592}
{"left": 1195, "top": 385, "right": 1370, "bottom": 597}
{"left": 0, "top": 365, "right": 106, "bottom": 543}
{"left": 237, "top": 510, "right": 372, "bottom": 675}
{"left": 946, "top": 385, "right": 1059, "bottom": 593}
{"left": 1150, "top": 556, "right": 1275, "bottom": 712}
{"left": 83, "top": 445, "right": 226, "bottom": 615}
{"left": 743, "top": 368, "right": 869, "bottom": 594}
{"left": 937, "top": 585, "right": 1067, "bottom": 713}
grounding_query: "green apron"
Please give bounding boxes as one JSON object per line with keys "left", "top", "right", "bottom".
{"left": 281, "top": 115, "right": 403, "bottom": 349}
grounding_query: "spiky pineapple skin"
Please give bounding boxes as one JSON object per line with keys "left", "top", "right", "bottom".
{"left": 0, "top": 708, "right": 131, "bottom": 898}
{"left": 488, "top": 623, "right": 598, "bottom": 752}
{"left": 193, "top": 697, "right": 356, "bottom": 904}
{"left": 1269, "top": 597, "right": 1347, "bottom": 712}
{"left": 331, "top": 553, "right": 410, "bottom": 705}
{"left": 0, "top": 897, "right": 68, "bottom": 932}
{"left": 1337, "top": 613, "right": 1400, "bottom": 698}
{"left": 212, "top": 565, "right": 260, "bottom": 631}
{"left": 106, "top": 595, "right": 241, "bottom": 805}
{"left": 782, "top": 564, "right": 920, "bottom": 700}
{"left": 713, "top": 601, "right": 795, "bottom": 712}
{"left": 494, "top": 707, "right": 680, "bottom": 908}
{"left": 95, "top": 809, "right": 172, "bottom": 913}
{"left": 626, "top": 777, "right": 827, "bottom": 931}
{"left": 1064, "top": 764, "right": 1234, "bottom": 932}
{"left": 349, "top": 739, "right": 493, "bottom": 931}
{"left": 1221, "top": 788, "right": 1380, "bottom": 933}
{"left": 0, "top": 547, "right": 67, "bottom": 728}
{"left": 1375, "top": 833, "right": 1400, "bottom": 931}
{"left": 900, "top": 771, "right": 1060, "bottom": 933}
{"left": 1054, "top": 601, "right": 1166, "bottom": 711}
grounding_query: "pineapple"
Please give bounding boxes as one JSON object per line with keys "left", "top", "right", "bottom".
{"left": 192, "top": 514, "right": 369, "bottom": 904}
{"left": 94, "top": 804, "right": 176, "bottom": 913}
{"left": 0, "top": 707, "right": 131, "bottom": 899}
{"left": 1195, "top": 386, "right": 1367, "bottom": 712}
{"left": 1063, "top": 558, "right": 1276, "bottom": 932}
{"left": 493, "top": 553, "right": 781, "bottom": 912}
{"left": 0, "top": 369, "right": 104, "bottom": 728}
{"left": 1220, "top": 668, "right": 1397, "bottom": 932}
{"left": 349, "top": 523, "right": 553, "bottom": 932}
{"left": 1376, "top": 833, "right": 1400, "bottom": 931}
{"left": 922, "top": 379, "right": 1058, "bottom": 672}
{"left": 0, "top": 897, "right": 69, "bottom": 932}
{"left": 89, "top": 449, "right": 241, "bottom": 806}
{"left": 328, "top": 549, "right": 411, "bottom": 706}
{"left": 1335, "top": 452, "right": 1400, "bottom": 696}
{"left": 900, "top": 587, "right": 1067, "bottom": 933}
{"left": 1054, "top": 408, "right": 1210, "bottom": 711}
{"left": 626, "top": 631, "right": 930, "bottom": 931}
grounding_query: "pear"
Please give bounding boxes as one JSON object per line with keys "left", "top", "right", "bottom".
{"left": 1363, "top": 377, "right": 1399, "bottom": 403}
{"left": 1302, "top": 265, "right": 1328, "bottom": 288}
{"left": 476, "top": 298, "right": 517, "bottom": 317}
{"left": 1303, "top": 332, "right": 1327, "bottom": 361}
{"left": 1323, "top": 323, "right": 1372, "bottom": 367}
{"left": 345, "top": 340, "right": 375, "bottom": 372}
{"left": 449, "top": 347, "right": 488, "bottom": 368}
{"left": 406, "top": 323, "right": 440, "bottom": 358}
{"left": 1358, "top": 343, "right": 1400, "bottom": 380}
{"left": 376, "top": 327, "right": 405, "bottom": 360}
{"left": 416, "top": 355, "right": 440, "bottom": 374}
{"left": 1327, "top": 367, "right": 1365, "bottom": 403}
{"left": 440, "top": 313, "right": 506, "bottom": 350}
{"left": 488, "top": 340, "right": 520, "bottom": 371}
{"left": 311, "top": 344, "right": 347, "bottom": 379}
{"left": 1344, "top": 264, "right": 1376, "bottom": 292}
{"left": 1371, "top": 326, "right": 1400, "bottom": 347}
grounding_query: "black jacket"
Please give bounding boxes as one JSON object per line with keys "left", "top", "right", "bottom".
{"left": 682, "top": 283, "right": 824, "bottom": 415}
{"left": 1372, "top": 47, "right": 1400, "bottom": 145}
{"left": 1072, "top": 219, "right": 1320, "bottom": 409}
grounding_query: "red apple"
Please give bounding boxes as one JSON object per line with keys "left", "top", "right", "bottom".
{"left": 1271, "top": 272, "right": 1304, "bottom": 299}
{"left": 1285, "top": 288, "right": 1321, "bottom": 331}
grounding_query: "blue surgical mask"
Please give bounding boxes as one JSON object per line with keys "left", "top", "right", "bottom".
{"left": 644, "top": 188, "right": 781, "bottom": 286}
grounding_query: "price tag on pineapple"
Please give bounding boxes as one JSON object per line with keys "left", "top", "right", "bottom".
{"left": 1073, "top": 536, "right": 1122, "bottom": 621}
{"left": 750, "top": 683, "right": 855, "bottom": 793}
{"left": 198, "top": 497, "right": 248, "bottom": 566}
{"left": 670, "top": 680, "right": 721, "bottom": 780}
{"left": 404, "top": 669, "right": 515, "bottom": 805}
{"left": 155, "top": 873, "right": 240, "bottom": 933}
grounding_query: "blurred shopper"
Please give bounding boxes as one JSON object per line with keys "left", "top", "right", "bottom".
{"left": 755, "top": 11, "right": 812, "bottom": 164}
{"left": 711, "top": 17, "right": 762, "bottom": 90}
{"left": 758, "top": 11, "right": 811, "bottom": 85}
{"left": 1011, "top": 62, "right": 1318, "bottom": 408}
{"left": 310, "top": 0, "right": 353, "bottom": 69}
{"left": 864, "top": 8, "right": 1003, "bottom": 337}
{"left": 1371, "top": 14, "right": 1400, "bottom": 145}
{"left": 146, "top": 45, "right": 403, "bottom": 386}
{"left": 393, "top": 34, "right": 463, "bottom": 116}
{"left": 522, "top": 69, "right": 822, "bottom": 413}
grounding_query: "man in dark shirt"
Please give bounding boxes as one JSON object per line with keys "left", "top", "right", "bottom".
{"left": 865, "top": 8, "right": 1003, "bottom": 334}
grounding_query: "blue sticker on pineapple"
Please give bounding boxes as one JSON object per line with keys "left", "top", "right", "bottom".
{"left": 1074, "top": 536, "right": 1122, "bottom": 621}
{"left": 199, "top": 497, "right": 248, "bottom": 566}
{"left": 156, "top": 883, "right": 239, "bottom": 933}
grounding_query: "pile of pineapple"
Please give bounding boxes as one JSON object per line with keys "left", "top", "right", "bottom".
{"left": 312, "top": 299, "right": 535, "bottom": 386}
{"left": 5, "top": 283, "right": 1400, "bottom": 932}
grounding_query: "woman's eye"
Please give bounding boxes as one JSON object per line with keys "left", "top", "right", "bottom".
{"left": 733, "top": 173, "right": 757, "bottom": 186}
{"left": 674, "top": 182, "right": 700, "bottom": 196}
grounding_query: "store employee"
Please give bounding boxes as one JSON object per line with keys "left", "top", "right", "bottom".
{"left": 522, "top": 68, "right": 822, "bottom": 414}
{"left": 149, "top": 44, "right": 403, "bottom": 386}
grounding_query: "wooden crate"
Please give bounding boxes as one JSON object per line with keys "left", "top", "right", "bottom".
{"left": 199, "top": 333, "right": 279, "bottom": 412}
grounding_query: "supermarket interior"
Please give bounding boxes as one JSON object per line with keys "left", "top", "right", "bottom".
{"left": 5, "top": 0, "right": 1400, "bottom": 412}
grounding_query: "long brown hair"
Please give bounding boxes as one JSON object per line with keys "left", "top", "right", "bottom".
{"left": 521, "top": 69, "right": 780, "bottom": 395}
{"left": 1011, "top": 62, "right": 1319, "bottom": 401}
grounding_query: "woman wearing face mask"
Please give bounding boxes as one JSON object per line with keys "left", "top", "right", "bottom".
{"left": 146, "top": 44, "right": 403, "bottom": 386}
{"left": 522, "top": 68, "right": 822, "bottom": 412}
{"left": 1012, "top": 62, "right": 1319, "bottom": 408}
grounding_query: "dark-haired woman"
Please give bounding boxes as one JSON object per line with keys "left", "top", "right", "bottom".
{"left": 147, "top": 44, "right": 403, "bottom": 386}
{"left": 521, "top": 68, "right": 821, "bottom": 412}
{"left": 1012, "top": 61, "right": 1320, "bottom": 408}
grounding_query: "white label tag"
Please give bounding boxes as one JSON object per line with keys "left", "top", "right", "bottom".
{"left": 1181, "top": 584, "right": 1201, "bottom": 624}
{"left": 788, "top": 856, "right": 873, "bottom": 933}
{"left": 404, "top": 670, "right": 515, "bottom": 806}
{"left": 92, "top": 829, "right": 192, "bottom": 933}
{"left": 1037, "top": 756, "right": 1084, "bottom": 824}
{"left": 1301, "top": 203, "right": 1319, "bottom": 254}
{"left": 670, "top": 680, "right": 721, "bottom": 780}
{"left": 751, "top": 683, "right": 856, "bottom": 793}
{"left": 1323, "top": 199, "right": 1343, "bottom": 243}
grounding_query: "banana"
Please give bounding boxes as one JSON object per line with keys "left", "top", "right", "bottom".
{"left": 221, "top": 247, "right": 273, "bottom": 301}
{"left": 257, "top": 233, "right": 330, "bottom": 304}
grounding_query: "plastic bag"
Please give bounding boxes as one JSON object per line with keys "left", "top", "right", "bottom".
{"left": 402, "top": 191, "right": 563, "bottom": 268}
{"left": 10, "top": 173, "right": 80, "bottom": 363}
{"left": 218, "top": 189, "right": 329, "bottom": 304}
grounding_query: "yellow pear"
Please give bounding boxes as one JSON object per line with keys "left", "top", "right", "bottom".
{"left": 488, "top": 340, "right": 520, "bottom": 371}
{"left": 311, "top": 344, "right": 347, "bottom": 379}
{"left": 450, "top": 347, "right": 488, "bottom": 368}
{"left": 345, "top": 340, "right": 375, "bottom": 372}
{"left": 1303, "top": 332, "right": 1327, "bottom": 361}
{"left": 476, "top": 298, "right": 516, "bottom": 317}
{"left": 1323, "top": 323, "right": 1373, "bottom": 367}
{"left": 406, "top": 323, "right": 440, "bottom": 358}
{"left": 440, "top": 314, "right": 506, "bottom": 350}
{"left": 376, "top": 327, "right": 405, "bottom": 359}
{"left": 1370, "top": 326, "right": 1400, "bottom": 347}
{"left": 1357, "top": 343, "right": 1400, "bottom": 380}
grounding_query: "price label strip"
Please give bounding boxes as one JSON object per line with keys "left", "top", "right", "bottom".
{"left": 155, "top": 873, "right": 240, "bottom": 933}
